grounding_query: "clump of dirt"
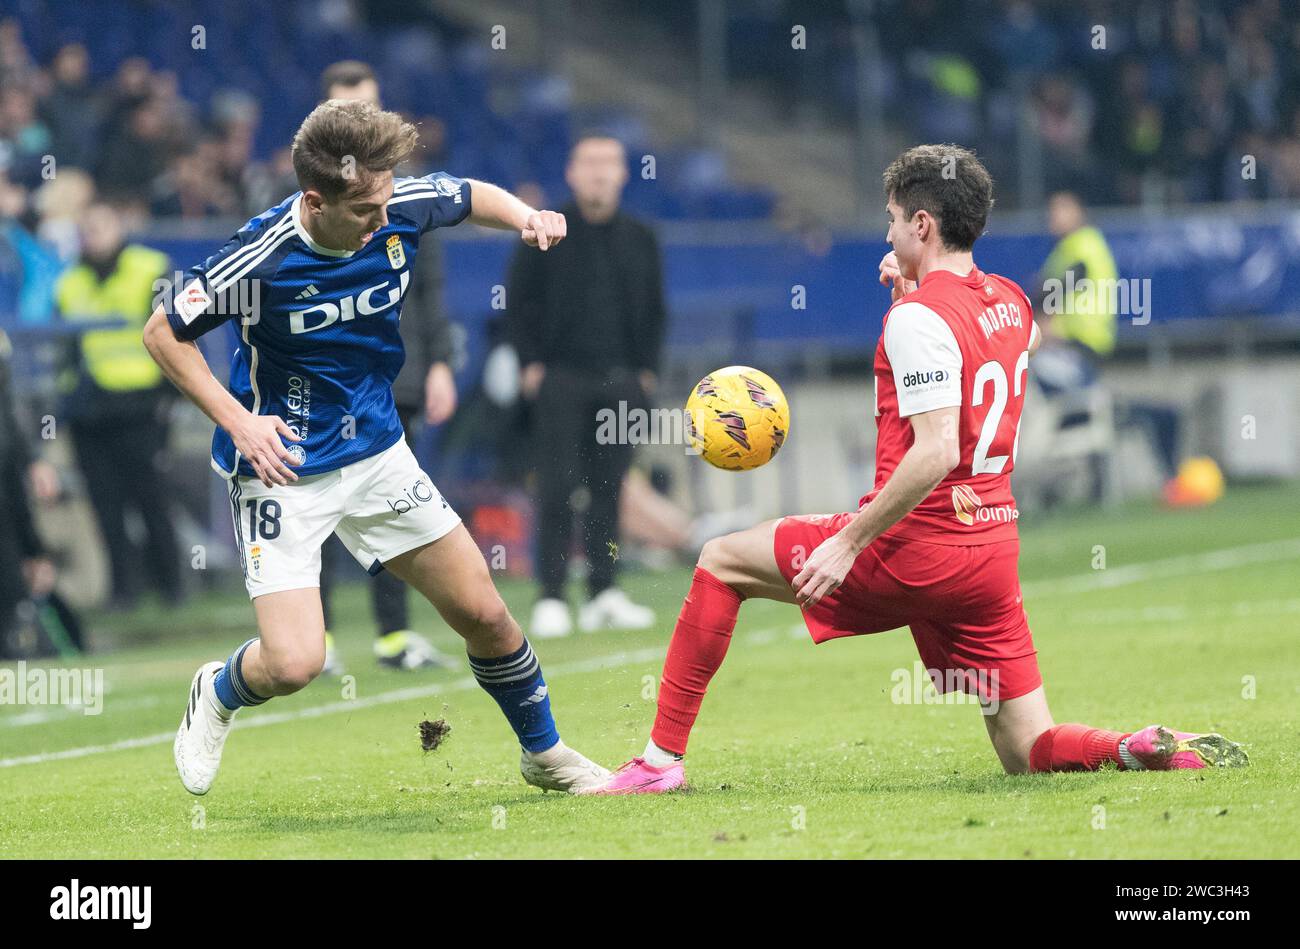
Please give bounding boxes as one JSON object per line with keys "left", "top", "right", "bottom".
{"left": 419, "top": 718, "right": 452, "bottom": 752}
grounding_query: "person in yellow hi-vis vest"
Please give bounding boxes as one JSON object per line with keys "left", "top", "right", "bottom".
{"left": 56, "top": 202, "right": 182, "bottom": 610}
{"left": 1034, "top": 192, "right": 1181, "bottom": 499}
{"left": 1041, "top": 191, "right": 1118, "bottom": 360}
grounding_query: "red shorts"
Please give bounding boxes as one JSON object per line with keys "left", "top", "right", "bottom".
{"left": 773, "top": 513, "right": 1041, "bottom": 703}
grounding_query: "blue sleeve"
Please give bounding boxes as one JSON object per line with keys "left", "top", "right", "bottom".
{"left": 389, "top": 173, "right": 473, "bottom": 234}
{"left": 166, "top": 222, "right": 275, "bottom": 341}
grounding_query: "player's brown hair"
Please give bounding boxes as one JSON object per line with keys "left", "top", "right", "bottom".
{"left": 882, "top": 144, "right": 994, "bottom": 251}
{"left": 291, "top": 99, "right": 418, "bottom": 200}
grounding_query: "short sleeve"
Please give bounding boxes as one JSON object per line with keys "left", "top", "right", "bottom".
{"left": 166, "top": 228, "right": 272, "bottom": 341}
{"left": 883, "top": 301, "right": 964, "bottom": 417}
{"left": 388, "top": 173, "right": 473, "bottom": 233}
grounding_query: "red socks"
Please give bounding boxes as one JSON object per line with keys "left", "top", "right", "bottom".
{"left": 651, "top": 567, "right": 742, "bottom": 755}
{"left": 1029, "top": 724, "right": 1129, "bottom": 772}
{"left": 651, "top": 571, "right": 1132, "bottom": 772}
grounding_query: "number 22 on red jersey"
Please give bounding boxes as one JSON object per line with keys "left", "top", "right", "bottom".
{"left": 868, "top": 269, "right": 1033, "bottom": 544}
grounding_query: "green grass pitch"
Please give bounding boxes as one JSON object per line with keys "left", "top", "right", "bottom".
{"left": 2, "top": 484, "right": 1297, "bottom": 859}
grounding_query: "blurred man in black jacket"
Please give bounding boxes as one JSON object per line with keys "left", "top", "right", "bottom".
{"left": 508, "top": 135, "right": 666, "bottom": 638}
{"left": 0, "top": 330, "right": 70, "bottom": 657}
{"left": 316, "top": 61, "right": 458, "bottom": 672}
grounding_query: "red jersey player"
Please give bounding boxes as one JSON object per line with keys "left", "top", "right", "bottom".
{"left": 588, "top": 145, "right": 1247, "bottom": 795}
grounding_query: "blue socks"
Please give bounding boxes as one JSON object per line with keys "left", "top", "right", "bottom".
{"left": 469, "top": 639, "right": 560, "bottom": 753}
{"left": 212, "top": 638, "right": 269, "bottom": 714}
{"left": 209, "top": 636, "right": 559, "bottom": 756}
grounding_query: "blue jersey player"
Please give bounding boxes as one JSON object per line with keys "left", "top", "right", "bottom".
{"left": 144, "top": 99, "right": 611, "bottom": 795}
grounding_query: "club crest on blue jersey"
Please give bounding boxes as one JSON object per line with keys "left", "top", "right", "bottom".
{"left": 386, "top": 234, "right": 406, "bottom": 269}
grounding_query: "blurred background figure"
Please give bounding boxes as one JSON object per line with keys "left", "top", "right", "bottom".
{"left": 314, "top": 59, "right": 458, "bottom": 673}
{"left": 54, "top": 201, "right": 181, "bottom": 611}
{"left": 0, "top": 324, "right": 45, "bottom": 654}
{"left": 508, "top": 134, "right": 666, "bottom": 638}
{"left": 1034, "top": 191, "right": 1180, "bottom": 503}
{"left": 0, "top": 327, "right": 80, "bottom": 658}
{"left": 0, "top": 169, "right": 62, "bottom": 322}
{"left": 617, "top": 467, "right": 754, "bottom": 570}
{"left": 1038, "top": 191, "right": 1118, "bottom": 380}
{"left": 1030, "top": 191, "right": 1120, "bottom": 504}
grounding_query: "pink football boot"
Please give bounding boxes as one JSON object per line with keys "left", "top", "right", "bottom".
{"left": 583, "top": 757, "right": 687, "bottom": 795}
{"left": 1124, "top": 725, "right": 1249, "bottom": 770}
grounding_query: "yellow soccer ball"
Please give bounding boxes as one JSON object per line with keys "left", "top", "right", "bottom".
{"left": 685, "top": 366, "right": 790, "bottom": 470}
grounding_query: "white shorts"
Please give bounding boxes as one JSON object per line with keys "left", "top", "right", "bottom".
{"left": 226, "top": 438, "right": 461, "bottom": 599}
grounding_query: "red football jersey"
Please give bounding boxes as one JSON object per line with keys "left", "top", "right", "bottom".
{"left": 863, "top": 266, "right": 1035, "bottom": 545}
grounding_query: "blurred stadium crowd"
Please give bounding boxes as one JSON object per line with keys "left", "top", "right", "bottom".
{"left": 0, "top": 0, "right": 1297, "bottom": 234}
{"left": 720, "top": 0, "right": 1300, "bottom": 205}
{"left": 0, "top": 0, "right": 1297, "bottom": 655}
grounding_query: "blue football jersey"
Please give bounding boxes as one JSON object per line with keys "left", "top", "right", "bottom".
{"left": 166, "top": 173, "right": 471, "bottom": 478}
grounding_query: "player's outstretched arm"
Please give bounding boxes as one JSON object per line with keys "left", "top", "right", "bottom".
{"left": 142, "top": 307, "right": 302, "bottom": 487}
{"left": 464, "top": 178, "right": 566, "bottom": 251}
{"left": 792, "top": 406, "right": 960, "bottom": 606}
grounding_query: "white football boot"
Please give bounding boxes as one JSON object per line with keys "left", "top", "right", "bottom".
{"left": 520, "top": 739, "right": 611, "bottom": 793}
{"left": 174, "top": 661, "right": 236, "bottom": 795}
{"left": 578, "top": 588, "right": 655, "bottom": 632}
{"left": 529, "top": 597, "right": 573, "bottom": 639}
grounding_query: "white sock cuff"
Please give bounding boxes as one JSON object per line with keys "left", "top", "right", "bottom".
{"left": 1118, "top": 737, "right": 1144, "bottom": 770}
{"left": 643, "top": 739, "right": 682, "bottom": 768}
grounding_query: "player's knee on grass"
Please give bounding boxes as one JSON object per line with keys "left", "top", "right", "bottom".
{"left": 982, "top": 687, "right": 1054, "bottom": 775}
{"left": 984, "top": 715, "right": 1037, "bottom": 774}
{"left": 994, "top": 737, "right": 1035, "bottom": 775}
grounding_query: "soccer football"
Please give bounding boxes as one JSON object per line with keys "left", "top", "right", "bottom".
{"left": 684, "top": 365, "right": 790, "bottom": 470}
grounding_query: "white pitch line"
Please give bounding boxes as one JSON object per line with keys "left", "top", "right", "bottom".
{"left": 1020, "top": 537, "right": 1300, "bottom": 598}
{"left": 6, "top": 535, "right": 1299, "bottom": 770}
{"left": 2, "top": 695, "right": 162, "bottom": 729}
{"left": 0, "top": 630, "right": 780, "bottom": 770}
{"left": 1038, "top": 596, "right": 1300, "bottom": 628}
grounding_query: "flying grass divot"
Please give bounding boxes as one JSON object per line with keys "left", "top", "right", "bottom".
{"left": 418, "top": 719, "right": 452, "bottom": 752}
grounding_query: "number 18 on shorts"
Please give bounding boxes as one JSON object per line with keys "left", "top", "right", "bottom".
{"left": 227, "top": 439, "right": 461, "bottom": 598}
